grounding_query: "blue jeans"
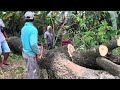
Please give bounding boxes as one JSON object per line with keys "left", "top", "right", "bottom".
{"left": 0, "top": 40, "right": 11, "bottom": 55}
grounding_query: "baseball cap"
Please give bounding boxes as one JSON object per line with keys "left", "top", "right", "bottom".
{"left": 47, "top": 26, "right": 52, "bottom": 31}
{"left": 0, "top": 19, "right": 5, "bottom": 27}
{"left": 24, "top": 11, "right": 34, "bottom": 19}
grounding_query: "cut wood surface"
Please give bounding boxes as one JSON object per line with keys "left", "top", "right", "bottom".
{"left": 99, "top": 45, "right": 108, "bottom": 56}
{"left": 117, "top": 37, "right": 120, "bottom": 46}
{"left": 67, "top": 44, "right": 75, "bottom": 57}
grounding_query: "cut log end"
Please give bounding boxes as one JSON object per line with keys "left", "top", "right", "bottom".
{"left": 99, "top": 45, "right": 108, "bottom": 56}
{"left": 117, "top": 37, "right": 120, "bottom": 46}
{"left": 67, "top": 44, "right": 75, "bottom": 57}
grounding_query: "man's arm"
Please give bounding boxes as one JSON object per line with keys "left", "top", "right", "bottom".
{"left": 44, "top": 33, "right": 48, "bottom": 48}
{"left": 30, "top": 30, "right": 40, "bottom": 55}
{"left": 3, "top": 31, "right": 8, "bottom": 38}
{"left": 1, "top": 28, "right": 9, "bottom": 41}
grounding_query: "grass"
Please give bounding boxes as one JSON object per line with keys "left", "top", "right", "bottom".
{"left": 8, "top": 53, "right": 23, "bottom": 62}
{"left": 0, "top": 53, "right": 26, "bottom": 79}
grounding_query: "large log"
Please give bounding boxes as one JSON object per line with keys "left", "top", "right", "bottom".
{"left": 7, "top": 36, "right": 120, "bottom": 78}
{"left": 38, "top": 49, "right": 118, "bottom": 79}
{"left": 103, "top": 39, "right": 119, "bottom": 52}
{"left": 104, "top": 54, "right": 120, "bottom": 65}
{"left": 7, "top": 36, "right": 120, "bottom": 69}
{"left": 50, "top": 39, "right": 119, "bottom": 70}
{"left": 96, "top": 57, "right": 120, "bottom": 77}
{"left": 72, "top": 39, "right": 120, "bottom": 69}
{"left": 7, "top": 36, "right": 119, "bottom": 54}
{"left": 7, "top": 36, "right": 22, "bottom": 54}
{"left": 42, "top": 40, "right": 118, "bottom": 69}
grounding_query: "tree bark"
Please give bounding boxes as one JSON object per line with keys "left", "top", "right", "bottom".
{"left": 105, "top": 54, "right": 120, "bottom": 64}
{"left": 102, "top": 39, "right": 118, "bottom": 52}
{"left": 7, "top": 36, "right": 120, "bottom": 78}
{"left": 72, "top": 39, "right": 119, "bottom": 69}
{"left": 7, "top": 36, "right": 22, "bottom": 54}
{"left": 7, "top": 36, "right": 119, "bottom": 69}
{"left": 96, "top": 57, "right": 120, "bottom": 77}
{"left": 38, "top": 50, "right": 118, "bottom": 79}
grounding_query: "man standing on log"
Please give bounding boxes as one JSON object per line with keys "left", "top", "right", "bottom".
{"left": 44, "top": 26, "right": 54, "bottom": 50}
{"left": 21, "top": 11, "right": 41, "bottom": 79}
{"left": 0, "top": 19, "right": 11, "bottom": 67}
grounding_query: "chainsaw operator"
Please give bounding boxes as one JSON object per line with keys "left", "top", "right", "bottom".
{"left": 21, "top": 11, "right": 42, "bottom": 79}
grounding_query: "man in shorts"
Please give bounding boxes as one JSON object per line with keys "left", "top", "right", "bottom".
{"left": 0, "top": 19, "right": 11, "bottom": 67}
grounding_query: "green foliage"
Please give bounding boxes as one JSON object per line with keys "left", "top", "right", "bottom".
{"left": 112, "top": 47, "right": 120, "bottom": 56}
{"left": 82, "top": 31, "right": 96, "bottom": 47}
{"left": 73, "top": 14, "right": 87, "bottom": 31}
{"left": 8, "top": 53, "right": 23, "bottom": 62}
{"left": 72, "top": 12, "right": 120, "bottom": 50}
{"left": 1, "top": 11, "right": 120, "bottom": 51}
{"left": 97, "top": 20, "right": 118, "bottom": 44}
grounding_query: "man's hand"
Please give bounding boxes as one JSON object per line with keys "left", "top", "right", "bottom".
{"left": 36, "top": 45, "right": 43, "bottom": 61}
{"left": 6, "top": 38, "right": 9, "bottom": 42}
{"left": 36, "top": 54, "right": 42, "bottom": 61}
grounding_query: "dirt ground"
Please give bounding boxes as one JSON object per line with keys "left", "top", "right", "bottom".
{"left": 0, "top": 53, "right": 26, "bottom": 79}
{"left": 0, "top": 53, "right": 49, "bottom": 79}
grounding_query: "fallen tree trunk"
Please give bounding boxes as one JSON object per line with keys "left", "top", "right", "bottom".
{"left": 7, "top": 36, "right": 119, "bottom": 54}
{"left": 72, "top": 39, "right": 120, "bottom": 69}
{"left": 7, "top": 36, "right": 120, "bottom": 69}
{"left": 104, "top": 54, "right": 120, "bottom": 64}
{"left": 7, "top": 36, "right": 22, "bottom": 54}
{"left": 38, "top": 50, "right": 119, "bottom": 79}
{"left": 96, "top": 57, "right": 120, "bottom": 77}
{"left": 103, "top": 39, "right": 119, "bottom": 52}
{"left": 7, "top": 36, "right": 120, "bottom": 78}
{"left": 72, "top": 45, "right": 108, "bottom": 69}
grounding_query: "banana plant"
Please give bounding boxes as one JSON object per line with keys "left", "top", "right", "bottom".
{"left": 108, "top": 11, "right": 118, "bottom": 30}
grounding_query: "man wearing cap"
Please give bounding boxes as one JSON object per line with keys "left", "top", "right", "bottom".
{"left": 0, "top": 19, "right": 11, "bottom": 67}
{"left": 44, "top": 26, "right": 54, "bottom": 49}
{"left": 21, "top": 11, "right": 41, "bottom": 79}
